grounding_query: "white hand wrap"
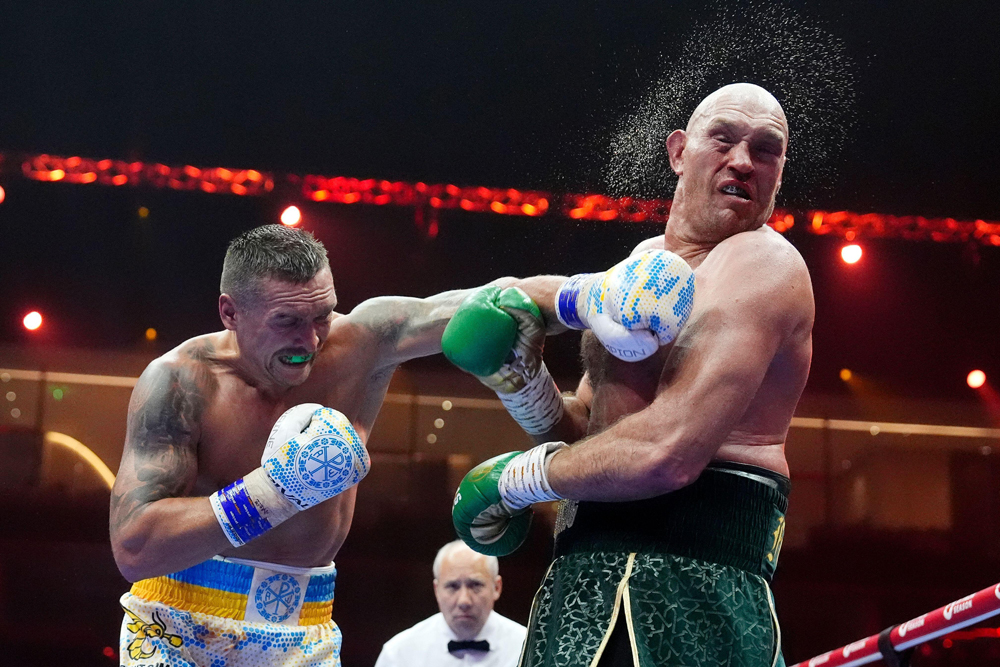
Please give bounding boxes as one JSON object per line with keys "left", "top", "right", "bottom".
{"left": 496, "top": 362, "right": 565, "bottom": 435}
{"left": 498, "top": 441, "right": 568, "bottom": 511}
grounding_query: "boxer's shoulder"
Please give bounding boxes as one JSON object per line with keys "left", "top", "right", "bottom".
{"left": 131, "top": 334, "right": 225, "bottom": 420}
{"left": 630, "top": 235, "right": 665, "bottom": 256}
{"left": 703, "top": 226, "right": 808, "bottom": 287}
{"left": 695, "top": 228, "right": 813, "bottom": 335}
{"left": 153, "top": 332, "right": 228, "bottom": 371}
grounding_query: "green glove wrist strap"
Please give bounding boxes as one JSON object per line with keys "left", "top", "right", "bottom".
{"left": 496, "top": 362, "right": 564, "bottom": 435}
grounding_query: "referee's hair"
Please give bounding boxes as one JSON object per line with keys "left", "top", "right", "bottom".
{"left": 432, "top": 540, "right": 499, "bottom": 579}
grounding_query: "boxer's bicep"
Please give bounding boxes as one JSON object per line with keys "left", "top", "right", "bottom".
{"left": 656, "top": 304, "right": 779, "bottom": 437}
{"left": 110, "top": 361, "right": 203, "bottom": 543}
{"left": 645, "top": 257, "right": 803, "bottom": 471}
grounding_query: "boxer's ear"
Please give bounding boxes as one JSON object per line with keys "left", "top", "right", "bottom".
{"left": 219, "top": 294, "right": 238, "bottom": 330}
{"left": 666, "top": 130, "right": 686, "bottom": 175}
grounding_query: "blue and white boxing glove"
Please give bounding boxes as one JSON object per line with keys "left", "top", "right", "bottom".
{"left": 556, "top": 249, "right": 695, "bottom": 361}
{"left": 210, "top": 404, "right": 371, "bottom": 547}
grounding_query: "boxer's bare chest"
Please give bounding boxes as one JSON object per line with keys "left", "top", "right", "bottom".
{"left": 581, "top": 247, "right": 714, "bottom": 435}
{"left": 580, "top": 234, "right": 806, "bottom": 472}
{"left": 198, "top": 378, "right": 385, "bottom": 496}
{"left": 188, "top": 328, "right": 395, "bottom": 565}
{"left": 582, "top": 332, "right": 671, "bottom": 434}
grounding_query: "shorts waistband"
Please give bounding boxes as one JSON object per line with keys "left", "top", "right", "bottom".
{"left": 130, "top": 556, "right": 336, "bottom": 626}
{"left": 554, "top": 461, "right": 789, "bottom": 580}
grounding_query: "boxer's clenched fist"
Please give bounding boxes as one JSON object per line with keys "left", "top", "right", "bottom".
{"left": 442, "top": 285, "right": 544, "bottom": 387}
{"left": 452, "top": 442, "right": 566, "bottom": 557}
{"left": 442, "top": 286, "right": 563, "bottom": 435}
{"left": 556, "top": 250, "right": 696, "bottom": 361}
{"left": 210, "top": 404, "right": 370, "bottom": 547}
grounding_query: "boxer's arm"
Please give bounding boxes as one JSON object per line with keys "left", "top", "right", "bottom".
{"left": 347, "top": 289, "right": 473, "bottom": 367}
{"left": 501, "top": 275, "right": 571, "bottom": 334}
{"left": 546, "top": 239, "right": 813, "bottom": 501}
{"left": 110, "top": 358, "right": 229, "bottom": 582}
{"left": 348, "top": 276, "right": 571, "bottom": 368}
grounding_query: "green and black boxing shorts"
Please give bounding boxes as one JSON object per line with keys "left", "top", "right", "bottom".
{"left": 519, "top": 461, "right": 789, "bottom": 667}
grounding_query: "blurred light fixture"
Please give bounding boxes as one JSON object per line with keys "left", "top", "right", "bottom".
{"left": 968, "top": 370, "right": 986, "bottom": 389}
{"left": 0, "top": 185, "right": 6, "bottom": 204}
{"left": 841, "top": 244, "right": 862, "bottom": 264}
{"left": 138, "top": 206, "right": 150, "bottom": 218}
{"left": 145, "top": 327, "right": 157, "bottom": 341}
{"left": 840, "top": 368, "right": 852, "bottom": 382}
{"left": 23, "top": 311, "right": 43, "bottom": 331}
{"left": 280, "top": 205, "right": 302, "bottom": 226}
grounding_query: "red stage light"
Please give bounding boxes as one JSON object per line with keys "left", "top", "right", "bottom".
{"left": 0, "top": 185, "right": 6, "bottom": 204}
{"left": 968, "top": 370, "right": 986, "bottom": 389}
{"left": 280, "top": 205, "right": 302, "bottom": 226}
{"left": 841, "top": 244, "right": 862, "bottom": 264}
{"left": 23, "top": 311, "right": 43, "bottom": 331}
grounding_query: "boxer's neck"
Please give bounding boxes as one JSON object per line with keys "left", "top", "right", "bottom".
{"left": 664, "top": 204, "right": 770, "bottom": 268}
{"left": 662, "top": 222, "right": 715, "bottom": 269}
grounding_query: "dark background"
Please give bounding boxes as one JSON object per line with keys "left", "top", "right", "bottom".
{"left": 1, "top": 1, "right": 1000, "bottom": 665}
{"left": 1, "top": 0, "right": 998, "bottom": 398}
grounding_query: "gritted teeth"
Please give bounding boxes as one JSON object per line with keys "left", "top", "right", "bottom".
{"left": 721, "top": 184, "right": 751, "bottom": 199}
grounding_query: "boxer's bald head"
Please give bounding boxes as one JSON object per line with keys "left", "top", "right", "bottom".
{"left": 666, "top": 83, "right": 788, "bottom": 241}
{"left": 686, "top": 83, "right": 788, "bottom": 138}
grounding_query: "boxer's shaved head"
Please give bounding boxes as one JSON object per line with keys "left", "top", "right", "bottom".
{"left": 221, "top": 224, "right": 329, "bottom": 304}
{"left": 686, "top": 83, "right": 788, "bottom": 143}
{"left": 666, "top": 83, "right": 789, "bottom": 239}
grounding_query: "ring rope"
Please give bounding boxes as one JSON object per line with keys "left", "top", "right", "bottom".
{"left": 790, "top": 581, "right": 1000, "bottom": 667}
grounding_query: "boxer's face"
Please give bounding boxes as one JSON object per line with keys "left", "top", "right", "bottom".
{"left": 231, "top": 267, "right": 337, "bottom": 388}
{"left": 670, "top": 90, "right": 787, "bottom": 237}
{"left": 434, "top": 550, "right": 502, "bottom": 641}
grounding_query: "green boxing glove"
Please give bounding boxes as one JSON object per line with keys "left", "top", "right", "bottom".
{"left": 452, "top": 442, "right": 567, "bottom": 557}
{"left": 443, "top": 286, "right": 564, "bottom": 435}
{"left": 453, "top": 452, "right": 532, "bottom": 557}
{"left": 442, "top": 285, "right": 542, "bottom": 377}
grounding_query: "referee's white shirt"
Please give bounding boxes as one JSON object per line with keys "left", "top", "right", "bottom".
{"left": 374, "top": 611, "right": 527, "bottom": 667}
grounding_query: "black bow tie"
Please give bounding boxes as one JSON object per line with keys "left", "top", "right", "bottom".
{"left": 448, "top": 639, "right": 490, "bottom": 653}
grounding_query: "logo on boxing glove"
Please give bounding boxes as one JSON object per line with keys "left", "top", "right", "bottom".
{"left": 296, "top": 437, "right": 355, "bottom": 490}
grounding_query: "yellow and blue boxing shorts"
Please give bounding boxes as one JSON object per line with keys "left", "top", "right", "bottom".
{"left": 119, "top": 556, "right": 341, "bottom": 667}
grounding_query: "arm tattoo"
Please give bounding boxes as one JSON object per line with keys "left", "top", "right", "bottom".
{"left": 110, "top": 351, "right": 212, "bottom": 535}
{"left": 350, "top": 291, "right": 469, "bottom": 361}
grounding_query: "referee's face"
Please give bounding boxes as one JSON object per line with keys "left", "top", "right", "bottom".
{"left": 434, "top": 550, "right": 502, "bottom": 641}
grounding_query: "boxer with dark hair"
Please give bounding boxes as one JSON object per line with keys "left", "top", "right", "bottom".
{"left": 111, "top": 224, "right": 549, "bottom": 667}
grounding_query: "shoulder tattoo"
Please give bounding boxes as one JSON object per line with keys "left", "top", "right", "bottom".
{"left": 110, "top": 345, "right": 215, "bottom": 534}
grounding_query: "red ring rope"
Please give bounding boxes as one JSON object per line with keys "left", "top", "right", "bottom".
{"left": 790, "top": 582, "right": 1000, "bottom": 667}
